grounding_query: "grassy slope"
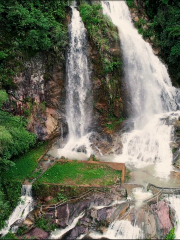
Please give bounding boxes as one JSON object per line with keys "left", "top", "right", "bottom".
{"left": 2, "top": 142, "right": 47, "bottom": 181}
{"left": 36, "top": 161, "right": 122, "bottom": 186}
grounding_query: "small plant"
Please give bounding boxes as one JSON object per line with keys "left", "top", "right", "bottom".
{"left": 34, "top": 215, "right": 56, "bottom": 232}
{"left": 172, "top": 148, "right": 177, "bottom": 153}
{"left": 57, "top": 192, "right": 68, "bottom": 202}
{"left": 2, "top": 232, "right": 18, "bottom": 239}
{"left": 92, "top": 155, "right": 99, "bottom": 162}
{"left": 126, "top": 0, "right": 135, "bottom": 9}
{"left": 16, "top": 225, "right": 27, "bottom": 236}
{"left": 166, "top": 227, "right": 175, "bottom": 240}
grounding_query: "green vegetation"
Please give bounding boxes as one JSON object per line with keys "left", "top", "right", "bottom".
{"left": 132, "top": 0, "right": 180, "bottom": 84}
{"left": 57, "top": 192, "right": 68, "bottom": 202}
{"left": 0, "top": 90, "right": 36, "bottom": 172}
{"left": 1, "top": 232, "right": 18, "bottom": 240}
{"left": 36, "top": 161, "right": 122, "bottom": 186}
{"left": 0, "top": 180, "right": 22, "bottom": 230}
{"left": 34, "top": 214, "right": 56, "bottom": 232}
{"left": 79, "top": 3, "right": 123, "bottom": 125}
{"left": 0, "top": 141, "right": 47, "bottom": 231}
{"left": 105, "top": 116, "right": 124, "bottom": 130}
{"left": 126, "top": 0, "right": 135, "bottom": 9}
{"left": 0, "top": 0, "right": 68, "bottom": 89}
{"left": 2, "top": 142, "right": 47, "bottom": 181}
{"left": 79, "top": 2, "right": 121, "bottom": 77}
{"left": 166, "top": 227, "right": 175, "bottom": 239}
{"left": 16, "top": 226, "right": 27, "bottom": 236}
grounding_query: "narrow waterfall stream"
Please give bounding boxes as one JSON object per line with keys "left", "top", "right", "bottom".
{"left": 55, "top": 2, "right": 92, "bottom": 160}
{"left": 0, "top": 185, "right": 33, "bottom": 237}
{"left": 167, "top": 195, "right": 180, "bottom": 239}
{"left": 89, "top": 220, "right": 143, "bottom": 239}
{"left": 102, "top": 1, "right": 180, "bottom": 181}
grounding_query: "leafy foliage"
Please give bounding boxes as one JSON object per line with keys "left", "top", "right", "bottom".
{"left": 0, "top": 0, "right": 68, "bottom": 88}
{"left": 79, "top": 2, "right": 123, "bottom": 123}
{"left": 57, "top": 192, "right": 68, "bottom": 202}
{"left": 79, "top": 3, "right": 120, "bottom": 75}
{"left": 1, "top": 232, "right": 18, "bottom": 239}
{"left": 0, "top": 90, "right": 36, "bottom": 172}
{"left": 144, "top": 0, "right": 180, "bottom": 84}
{"left": 2, "top": 142, "right": 47, "bottom": 180}
{"left": 166, "top": 227, "right": 175, "bottom": 239}
{"left": 34, "top": 215, "right": 56, "bottom": 232}
{"left": 0, "top": 180, "right": 22, "bottom": 230}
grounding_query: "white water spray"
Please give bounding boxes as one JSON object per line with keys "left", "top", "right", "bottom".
{"left": 57, "top": 3, "right": 92, "bottom": 159}
{"left": 0, "top": 185, "right": 33, "bottom": 236}
{"left": 132, "top": 187, "right": 153, "bottom": 207}
{"left": 89, "top": 220, "right": 143, "bottom": 239}
{"left": 102, "top": 1, "right": 180, "bottom": 178}
{"left": 50, "top": 211, "right": 85, "bottom": 239}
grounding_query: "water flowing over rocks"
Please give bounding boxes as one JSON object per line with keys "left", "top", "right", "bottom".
{"left": 15, "top": 184, "right": 180, "bottom": 239}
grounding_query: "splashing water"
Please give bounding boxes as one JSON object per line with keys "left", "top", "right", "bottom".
{"left": 132, "top": 187, "right": 153, "bottom": 207}
{"left": 89, "top": 220, "right": 143, "bottom": 239}
{"left": 0, "top": 185, "right": 33, "bottom": 237}
{"left": 102, "top": 1, "right": 180, "bottom": 178}
{"left": 57, "top": 3, "right": 92, "bottom": 159}
{"left": 50, "top": 211, "right": 85, "bottom": 239}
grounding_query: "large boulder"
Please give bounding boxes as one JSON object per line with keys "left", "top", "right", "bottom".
{"left": 151, "top": 201, "right": 173, "bottom": 238}
{"left": 23, "top": 227, "right": 49, "bottom": 239}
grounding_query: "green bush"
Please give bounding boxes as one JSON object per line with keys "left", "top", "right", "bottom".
{"left": 0, "top": 0, "right": 68, "bottom": 88}
{"left": 79, "top": 2, "right": 122, "bottom": 121}
{"left": 0, "top": 180, "right": 22, "bottom": 230}
{"left": 166, "top": 227, "right": 175, "bottom": 239}
{"left": 0, "top": 90, "right": 37, "bottom": 172}
{"left": 143, "top": 0, "right": 180, "bottom": 84}
{"left": 34, "top": 215, "right": 56, "bottom": 232}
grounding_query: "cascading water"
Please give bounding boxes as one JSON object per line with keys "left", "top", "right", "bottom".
{"left": 102, "top": 1, "right": 180, "bottom": 179}
{"left": 89, "top": 220, "right": 143, "bottom": 239}
{"left": 50, "top": 212, "right": 85, "bottom": 239}
{"left": 0, "top": 185, "right": 33, "bottom": 236}
{"left": 56, "top": 2, "right": 92, "bottom": 160}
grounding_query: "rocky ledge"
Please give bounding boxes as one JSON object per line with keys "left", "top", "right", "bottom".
{"left": 17, "top": 184, "right": 177, "bottom": 239}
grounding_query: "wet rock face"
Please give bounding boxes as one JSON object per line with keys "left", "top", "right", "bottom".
{"left": 24, "top": 227, "right": 49, "bottom": 239}
{"left": 151, "top": 201, "right": 173, "bottom": 238}
{"left": 65, "top": 225, "right": 87, "bottom": 240}
{"left": 90, "top": 131, "right": 123, "bottom": 156}
{"left": 171, "top": 120, "right": 180, "bottom": 168}
{"left": 7, "top": 53, "right": 67, "bottom": 140}
{"left": 30, "top": 186, "right": 126, "bottom": 239}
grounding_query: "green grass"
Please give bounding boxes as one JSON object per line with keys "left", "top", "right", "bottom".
{"left": 2, "top": 142, "right": 47, "bottom": 181}
{"left": 36, "top": 162, "right": 122, "bottom": 186}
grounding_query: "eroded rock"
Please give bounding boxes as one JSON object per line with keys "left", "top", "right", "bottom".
{"left": 151, "top": 201, "right": 172, "bottom": 237}
{"left": 24, "top": 227, "right": 49, "bottom": 239}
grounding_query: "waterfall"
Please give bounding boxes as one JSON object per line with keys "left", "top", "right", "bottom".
{"left": 57, "top": 2, "right": 92, "bottom": 160}
{"left": 102, "top": 1, "right": 180, "bottom": 178}
{"left": 50, "top": 212, "right": 85, "bottom": 239}
{"left": 0, "top": 185, "right": 33, "bottom": 237}
{"left": 89, "top": 220, "right": 143, "bottom": 239}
